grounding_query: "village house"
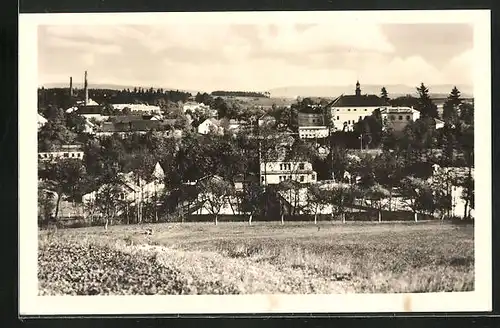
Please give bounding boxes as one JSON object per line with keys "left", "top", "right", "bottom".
{"left": 38, "top": 144, "right": 85, "bottom": 161}
{"left": 260, "top": 161, "right": 317, "bottom": 185}
{"left": 329, "top": 81, "right": 387, "bottom": 131}
{"left": 257, "top": 113, "right": 277, "bottom": 127}
{"left": 95, "top": 116, "right": 176, "bottom": 137}
{"left": 82, "top": 162, "right": 166, "bottom": 209}
{"left": 182, "top": 101, "right": 211, "bottom": 113}
{"left": 197, "top": 118, "right": 224, "bottom": 135}
{"left": 381, "top": 107, "right": 421, "bottom": 132}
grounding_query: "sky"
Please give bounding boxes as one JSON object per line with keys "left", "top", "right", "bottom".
{"left": 38, "top": 23, "right": 473, "bottom": 92}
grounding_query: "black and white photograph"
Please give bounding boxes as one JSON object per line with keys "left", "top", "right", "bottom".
{"left": 19, "top": 10, "right": 491, "bottom": 314}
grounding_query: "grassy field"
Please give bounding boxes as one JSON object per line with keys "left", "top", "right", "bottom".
{"left": 38, "top": 221, "right": 474, "bottom": 295}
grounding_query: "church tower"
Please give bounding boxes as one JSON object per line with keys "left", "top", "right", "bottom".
{"left": 355, "top": 80, "right": 361, "bottom": 96}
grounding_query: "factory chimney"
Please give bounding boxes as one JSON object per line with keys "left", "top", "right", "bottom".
{"left": 69, "top": 76, "right": 73, "bottom": 97}
{"left": 84, "top": 71, "right": 89, "bottom": 106}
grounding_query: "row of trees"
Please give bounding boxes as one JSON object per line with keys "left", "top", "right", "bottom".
{"left": 38, "top": 87, "right": 192, "bottom": 113}
{"left": 211, "top": 91, "right": 270, "bottom": 98}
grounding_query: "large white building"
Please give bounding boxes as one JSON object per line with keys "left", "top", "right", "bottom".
{"left": 329, "top": 81, "right": 387, "bottom": 131}
{"left": 380, "top": 107, "right": 421, "bottom": 132}
{"left": 260, "top": 161, "right": 317, "bottom": 185}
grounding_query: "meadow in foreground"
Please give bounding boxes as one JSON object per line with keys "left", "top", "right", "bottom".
{"left": 38, "top": 221, "right": 474, "bottom": 295}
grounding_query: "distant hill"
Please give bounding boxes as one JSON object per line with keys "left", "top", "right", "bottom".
{"left": 268, "top": 84, "right": 473, "bottom": 99}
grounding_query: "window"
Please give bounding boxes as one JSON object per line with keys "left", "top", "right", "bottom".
{"left": 280, "top": 164, "right": 283, "bottom": 170}
{"left": 406, "top": 115, "right": 411, "bottom": 120}
{"left": 364, "top": 109, "right": 367, "bottom": 111}
{"left": 78, "top": 153, "right": 82, "bottom": 158}
{"left": 390, "top": 115, "right": 395, "bottom": 120}
{"left": 38, "top": 154, "right": 42, "bottom": 159}
{"left": 299, "top": 163, "right": 305, "bottom": 170}
{"left": 63, "top": 152, "right": 69, "bottom": 158}
{"left": 288, "top": 164, "right": 291, "bottom": 170}
{"left": 261, "top": 176, "right": 265, "bottom": 183}
{"left": 300, "top": 176, "right": 305, "bottom": 182}
{"left": 311, "top": 174, "right": 315, "bottom": 180}
{"left": 354, "top": 109, "right": 357, "bottom": 111}
{"left": 348, "top": 109, "right": 351, "bottom": 111}
{"left": 359, "top": 116, "right": 362, "bottom": 120}
{"left": 71, "top": 153, "right": 75, "bottom": 157}
{"left": 398, "top": 115, "right": 403, "bottom": 120}
{"left": 336, "top": 116, "right": 339, "bottom": 120}
{"left": 289, "top": 175, "right": 292, "bottom": 180}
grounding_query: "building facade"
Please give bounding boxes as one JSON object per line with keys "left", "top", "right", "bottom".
{"left": 260, "top": 161, "right": 317, "bottom": 185}
{"left": 298, "top": 126, "right": 329, "bottom": 139}
{"left": 38, "top": 144, "right": 84, "bottom": 161}
{"left": 329, "top": 81, "right": 387, "bottom": 131}
{"left": 197, "top": 118, "right": 224, "bottom": 135}
{"left": 297, "top": 112, "right": 325, "bottom": 126}
{"left": 380, "top": 107, "right": 421, "bottom": 132}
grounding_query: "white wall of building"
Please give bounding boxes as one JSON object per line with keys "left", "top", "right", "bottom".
{"left": 260, "top": 161, "right": 317, "bottom": 185}
{"left": 330, "top": 106, "right": 382, "bottom": 131}
{"left": 381, "top": 107, "right": 420, "bottom": 132}
{"left": 197, "top": 119, "right": 224, "bottom": 135}
{"left": 38, "top": 151, "right": 84, "bottom": 161}
{"left": 298, "top": 126, "right": 329, "bottom": 139}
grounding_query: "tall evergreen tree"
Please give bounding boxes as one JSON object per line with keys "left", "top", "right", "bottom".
{"left": 442, "top": 86, "right": 462, "bottom": 124}
{"left": 380, "top": 87, "right": 390, "bottom": 104}
{"left": 416, "top": 83, "right": 439, "bottom": 119}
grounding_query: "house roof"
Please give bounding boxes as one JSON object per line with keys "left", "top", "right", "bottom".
{"left": 100, "top": 119, "right": 164, "bottom": 132}
{"left": 38, "top": 113, "right": 47, "bottom": 124}
{"left": 76, "top": 105, "right": 105, "bottom": 115}
{"left": 329, "top": 94, "right": 387, "bottom": 107}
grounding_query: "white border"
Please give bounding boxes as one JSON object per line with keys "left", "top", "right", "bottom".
{"left": 19, "top": 10, "right": 492, "bottom": 315}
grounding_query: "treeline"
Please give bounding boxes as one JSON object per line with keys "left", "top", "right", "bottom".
{"left": 38, "top": 87, "right": 192, "bottom": 111}
{"left": 211, "top": 91, "right": 270, "bottom": 98}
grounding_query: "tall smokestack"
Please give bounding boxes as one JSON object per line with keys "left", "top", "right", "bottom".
{"left": 84, "top": 71, "right": 89, "bottom": 106}
{"left": 69, "top": 76, "right": 73, "bottom": 97}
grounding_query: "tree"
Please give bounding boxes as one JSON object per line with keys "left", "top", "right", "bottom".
{"left": 442, "top": 86, "right": 461, "bottom": 124}
{"left": 380, "top": 87, "right": 390, "bottom": 104}
{"left": 459, "top": 102, "right": 474, "bottom": 125}
{"left": 399, "top": 177, "right": 435, "bottom": 222}
{"left": 461, "top": 175, "right": 474, "bottom": 220}
{"left": 94, "top": 182, "right": 126, "bottom": 229}
{"left": 373, "top": 151, "right": 405, "bottom": 211}
{"left": 38, "top": 160, "right": 86, "bottom": 222}
{"left": 307, "top": 184, "right": 329, "bottom": 224}
{"left": 240, "top": 183, "right": 265, "bottom": 225}
{"left": 277, "top": 179, "right": 304, "bottom": 221}
{"left": 38, "top": 121, "right": 77, "bottom": 152}
{"left": 416, "top": 83, "right": 439, "bottom": 118}
{"left": 325, "top": 183, "right": 356, "bottom": 223}
{"left": 365, "top": 184, "right": 391, "bottom": 222}
{"left": 198, "top": 176, "right": 234, "bottom": 225}
{"left": 38, "top": 187, "right": 56, "bottom": 227}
